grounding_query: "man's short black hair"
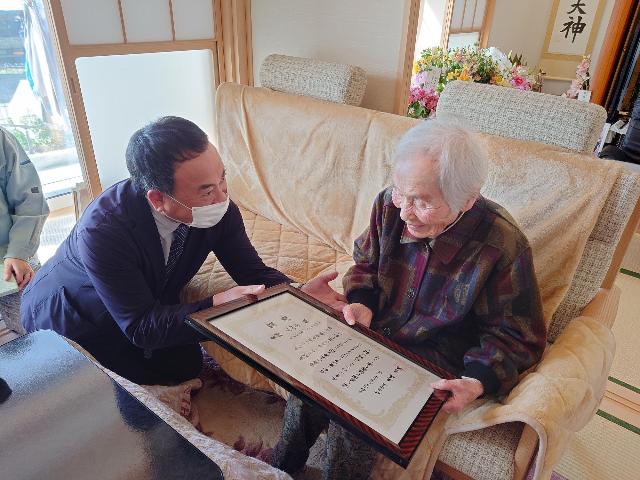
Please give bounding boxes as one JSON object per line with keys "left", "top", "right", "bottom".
{"left": 126, "top": 116, "right": 209, "bottom": 194}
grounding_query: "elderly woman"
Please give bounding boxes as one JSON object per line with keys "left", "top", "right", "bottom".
{"left": 271, "top": 119, "right": 546, "bottom": 479}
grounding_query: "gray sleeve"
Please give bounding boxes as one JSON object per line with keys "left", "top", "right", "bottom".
{"left": 1, "top": 129, "right": 50, "bottom": 261}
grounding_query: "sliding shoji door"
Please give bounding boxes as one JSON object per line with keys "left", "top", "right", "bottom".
{"left": 44, "top": 0, "right": 251, "bottom": 196}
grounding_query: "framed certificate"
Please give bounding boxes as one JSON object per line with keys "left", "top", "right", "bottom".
{"left": 187, "top": 284, "right": 454, "bottom": 467}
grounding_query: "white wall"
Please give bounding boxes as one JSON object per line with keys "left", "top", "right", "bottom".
{"left": 487, "top": 0, "right": 555, "bottom": 69}
{"left": 251, "top": 0, "right": 409, "bottom": 113}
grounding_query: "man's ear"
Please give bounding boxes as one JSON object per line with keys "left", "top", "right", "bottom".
{"left": 146, "top": 189, "right": 165, "bottom": 212}
{"left": 462, "top": 194, "right": 478, "bottom": 213}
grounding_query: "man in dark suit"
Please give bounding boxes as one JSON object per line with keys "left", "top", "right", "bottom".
{"left": 22, "top": 116, "right": 345, "bottom": 385}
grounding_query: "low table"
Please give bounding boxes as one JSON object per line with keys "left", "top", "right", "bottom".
{"left": 0, "top": 330, "right": 223, "bottom": 479}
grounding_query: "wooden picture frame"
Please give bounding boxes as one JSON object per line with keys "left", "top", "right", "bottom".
{"left": 187, "top": 284, "right": 455, "bottom": 467}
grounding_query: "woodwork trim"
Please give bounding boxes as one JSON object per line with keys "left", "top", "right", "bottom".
{"left": 168, "top": 0, "right": 177, "bottom": 42}
{"left": 395, "top": 0, "right": 421, "bottom": 116}
{"left": 479, "top": 0, "right": 495, "bottom": 48}
{"left": 441, "top": 0, "right": 455, "bottom": 49}
{"left": 591, "top": 0, "right": 639, "bottom": 106}
{"left": 117, "top": 0, "right": 128, "bottom": 43}
{"left": 245, "top": 0, "right": 254, "bottom": 86}
{"left": 219, "top": 0, "right": 253, "bottom": 84}
{"left": 66, "top": 39, "right": 219, "bottom": 58}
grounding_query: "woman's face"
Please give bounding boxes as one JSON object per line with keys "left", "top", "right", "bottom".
{"left": 392, "top": 155, "right": 460, "bottom": 239}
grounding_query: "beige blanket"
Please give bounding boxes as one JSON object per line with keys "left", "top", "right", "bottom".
{"left": 478, "top": 134, "right": 622, "bottom": 325}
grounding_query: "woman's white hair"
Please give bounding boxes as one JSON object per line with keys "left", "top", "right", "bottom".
{"left": 393, "top": 117, "right": 488, "bottom": 212}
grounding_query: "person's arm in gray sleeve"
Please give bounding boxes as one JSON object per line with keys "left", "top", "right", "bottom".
{"left": 1, "top": 128, "right": 49, "bottom": 262}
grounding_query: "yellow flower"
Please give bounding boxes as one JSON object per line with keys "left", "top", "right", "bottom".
{"left": 494, "top": 75, "right": 504, "bottom": 84}
{"left": 458, "top": 68, "right": 471, "bottom": 81}
{"left": 412, "top": 61, "right": 420, "bottom": 74}
{"left": 447, "top": 71, "right": 455, "bottom": 81}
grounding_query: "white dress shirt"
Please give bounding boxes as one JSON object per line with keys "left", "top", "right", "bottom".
{"left": 149, "top": 202, "right": 182, "bottom": 264}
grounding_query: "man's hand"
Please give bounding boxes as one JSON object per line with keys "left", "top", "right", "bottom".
{"left": 301, "top": 272, "right": 347, "bottom": 311}
{"left": 4, "top": 258, "right": 34, "bottom": 290}
{"left": 342, "top": 303, "right": 373, "bottom": 328}
{"left": 430, "top": 377, "right": 484, "bottom": 413}
{"left": 213, "top": 285, "right": 265, "bottom": 305}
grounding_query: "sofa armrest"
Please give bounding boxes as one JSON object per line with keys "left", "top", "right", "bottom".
{"left": 447, "top": 315, "right": 615, "bottom": 480}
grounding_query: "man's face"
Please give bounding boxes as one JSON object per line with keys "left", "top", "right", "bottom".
{"left": 392, "top": 155, "right": 459, "bottom": 239}
{"left": 155, "top": 143, "right": 228, "bottom": 224}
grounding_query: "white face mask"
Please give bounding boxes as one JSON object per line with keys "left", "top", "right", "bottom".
{"left": 166, "top": 194, "right": 230, "bottom": 229}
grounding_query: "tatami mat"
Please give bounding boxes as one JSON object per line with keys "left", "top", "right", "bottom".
{"left": 556, "top": 413, "right": 640, "bottom": 480}
{"left": 610, "top": 264, "right": 640, "bottom": 391}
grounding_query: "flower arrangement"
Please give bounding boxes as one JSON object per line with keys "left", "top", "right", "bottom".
{"left": 563, "top": 55, "right": 590, "bottom": 99}
{"left": 408, "top": 46, "right": 539, "bottom": 119}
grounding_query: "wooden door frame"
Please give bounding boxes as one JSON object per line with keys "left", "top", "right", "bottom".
{"left": 395, "top": 0, "right": 421, "bottom": 115}
{"left": 42, "top": 0, "right": 252, "bottom": 199}
{"left": 591, "top": 0, "right": 639, "bottom": 107}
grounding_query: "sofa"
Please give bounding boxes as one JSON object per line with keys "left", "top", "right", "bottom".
{"left": 181, "top": 81, "right": 640, "bottom": 480}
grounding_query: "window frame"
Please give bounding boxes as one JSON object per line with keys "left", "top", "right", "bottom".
{"left": 43, "top": 0, "right": 252, "bottom": 198}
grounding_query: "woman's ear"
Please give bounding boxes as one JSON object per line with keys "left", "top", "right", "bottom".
{"left": 146, "top": 189, "right": 165, "bottom": 212}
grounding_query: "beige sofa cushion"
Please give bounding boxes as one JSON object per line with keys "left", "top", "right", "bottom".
{"left": 183, "top": 206, "right": 352, "bottom": 303}
{"left": 437, "top": 80, "right": 607, "bottom": 154}
{"left": 260, "top": 54, "right": 367, "bottom": 106}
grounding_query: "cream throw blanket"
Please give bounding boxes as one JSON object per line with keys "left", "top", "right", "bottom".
{"left": 209, "top": 83, "right": 621, "bottom": 479}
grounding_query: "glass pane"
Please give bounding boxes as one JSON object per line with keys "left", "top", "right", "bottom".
{"left": 1, "top": 1, "right": 82, "bottom": 198}
{"left": 173, "top": 0, "right": 215, "bottom": 40}
{"left": 448, "top": 32, "right": 480, "bottom": 49}
{"left": 76, "top": 50, "right": 216, "bottom": 189}
{"left": 121, "top": 0, "right": 172, "bottom": 43}
{"left": 60, "top": 0, "right": 124, "bottom": 45}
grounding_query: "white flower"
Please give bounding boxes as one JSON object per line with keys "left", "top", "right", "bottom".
{"left": 487, "top": 47, "right": 512, "bottom": 73}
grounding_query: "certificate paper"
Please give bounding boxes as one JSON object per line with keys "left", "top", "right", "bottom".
{"left": 188, "top": 285, "right": 453, "bottom": 465}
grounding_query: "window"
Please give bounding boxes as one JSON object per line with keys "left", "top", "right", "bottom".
{"left": 0, "top": 0, "right": 82, "bottom": 198}
{"left": 445, "top": 0, "right": 495, "bottom": 49}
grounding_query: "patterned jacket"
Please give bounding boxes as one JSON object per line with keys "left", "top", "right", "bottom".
{"left": 343, "top": 188, "right": 546, "bottom": 395}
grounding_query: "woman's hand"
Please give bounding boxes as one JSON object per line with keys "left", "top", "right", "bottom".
{"left": 430, "top": 377, "right": 484, "bottom": 413}
{"left": 301, "top": 271, "right": 347, "bottom": 311}
{"left": 342, "top": 303, "right": 373, "bottom": 328}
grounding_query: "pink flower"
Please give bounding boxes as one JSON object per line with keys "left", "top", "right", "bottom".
{"left": 563, "top": 79, "right": 581, "bottom": 98}
{"left": 576, "top": 57, "right": 590, "bottom": 77}
{"left": 408, "top": 86, "right": 440, "bottom": 116}
{"left": 510, "top": 75, "right": 531, "bottom": 91}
